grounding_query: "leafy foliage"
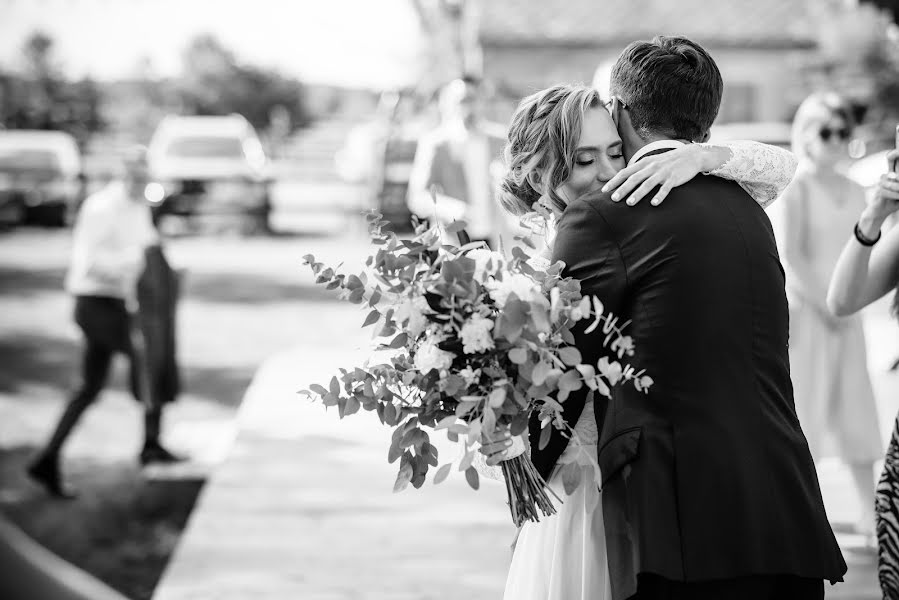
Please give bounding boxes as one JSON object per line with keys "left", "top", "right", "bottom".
{"left": 301, "top": 212, "right": 651, "bottom": 524}
{"left": 0, "top": 31, "right": 104, "bottom": 147}
{"left": 176, "top": 34, "right": 310, "bottom": 132}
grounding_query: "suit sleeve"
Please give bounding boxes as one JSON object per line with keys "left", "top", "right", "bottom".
{"left": 528, "top": 197, "right": 629, "bottom": 482}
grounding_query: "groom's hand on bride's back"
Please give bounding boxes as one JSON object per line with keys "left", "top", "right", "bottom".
{"left": 479, "top": 428, "right": 527, "bottom": 466}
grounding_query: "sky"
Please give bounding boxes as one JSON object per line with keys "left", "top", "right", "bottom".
{"left": 0, "top": 0, "right": 425, "bottom": 88}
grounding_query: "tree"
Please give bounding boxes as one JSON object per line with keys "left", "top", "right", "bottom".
{"left": 0, "top": 31, "right": 104, "bottom": 147}
{"left": 176, "top": 34, "right": 309, "bottom": 132}
{"left": 811, "top": 2, "right": 899, "bottom": 128}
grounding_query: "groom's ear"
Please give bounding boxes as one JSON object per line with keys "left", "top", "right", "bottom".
{"left": 696, "top": 129, "right": 711, "bottom": 143}
{"left": 609, "top": 97, "right": 622, "bottom": 127}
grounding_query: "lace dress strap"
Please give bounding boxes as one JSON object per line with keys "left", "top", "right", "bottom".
{"left": 700, "top": 140, "right": 797, "bottom": 209}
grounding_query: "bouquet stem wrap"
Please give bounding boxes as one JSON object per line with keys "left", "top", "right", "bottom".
{"left": 501, "top": 455, "right": 560, "bottom": 526}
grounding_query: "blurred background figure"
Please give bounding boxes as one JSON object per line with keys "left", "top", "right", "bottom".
{"left": 27, "top": 146, "right": 183, "bottom": 499}
{"left": 827, "top": 149, "right": 899, "bottom": 600}
{"left": 779, "top": 91, "right": 882, "bottom": 540}
{"left": 406, "top": 76, "right": 508, "bottom": 247}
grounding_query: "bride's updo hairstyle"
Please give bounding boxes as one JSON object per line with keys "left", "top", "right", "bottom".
{"left": 498, "top": 84, "right": 603, "bottom": 217}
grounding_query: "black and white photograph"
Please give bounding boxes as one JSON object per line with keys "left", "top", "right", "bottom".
{"left": 1, "top": 1, "right": 899, "bottom": 599}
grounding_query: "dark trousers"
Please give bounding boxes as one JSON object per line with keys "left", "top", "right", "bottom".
{"left": 630, "top": 573, "right": 824, "bottom": 600}
{"left": 37, "top": 295, "right": 161, "bottom": 461}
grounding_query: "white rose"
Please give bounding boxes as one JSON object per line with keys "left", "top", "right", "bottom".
{"left": 467, "top": 249, "right": 505, "bottom": 282}
{"left": 414, "top": 338, "right": 455, "bottom": 373}
{"left": 487, "top": 273, "right": 541, "bottom": 307}
{"left": 459, "top": 314, "right": 495, "bottom": 354}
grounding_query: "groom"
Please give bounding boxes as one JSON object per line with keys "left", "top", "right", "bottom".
{"left": 542, "top": 36, "right": 847, "bottom": 599}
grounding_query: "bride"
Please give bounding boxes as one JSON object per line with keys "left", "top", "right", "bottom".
{"left": 476, "top": 83, "right": 796, "bottom": 600}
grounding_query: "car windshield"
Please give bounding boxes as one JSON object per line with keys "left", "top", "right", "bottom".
{"left": 0, "top": 148, "right": 62, "bottom": 172}
{"left": 165, "top": 136, "right": 245, "bottom": 159}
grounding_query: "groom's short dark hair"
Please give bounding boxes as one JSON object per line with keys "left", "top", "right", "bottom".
{"left": 610, "top": 36, "right": 723, "bottom": 141}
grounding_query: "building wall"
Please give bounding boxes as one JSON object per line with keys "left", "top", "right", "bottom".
{"left": 483, "top": 44, "right": 817, "bottom": 124}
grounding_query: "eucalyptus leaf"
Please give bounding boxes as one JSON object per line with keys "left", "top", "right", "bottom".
{"left": 445, "top": 220, "right": 468, "bottom": 234}
{"left": 532, "top": 362, "right": 551, "bottom": 386}
{"left": 434, "top": 415, "right": 457, "bottom": 430}
{"left": 558, "top": 369, "right": 583, "bottom": 393}
{"left": 488, "top": 388, "right": 507, "bottom": 408}
{"left": 388, "top": 441, "right": 403, "bottom": 464}
{"left": 362, "top": 310, "right": 380, "bottom": 328}
{"left": 465, "top": 466, "right": 480, "bottom": 490}
{"left": 389, "top": 333, "right": 409, "bottom": 349}
{"left": 344, "top": 396, "right": 361, "bottom": 416}
{"left": 459, "top": 450, "right": 475, "bottom": 472}
{"left": 393, "top": 459, "right": 414, "bottom": 492}
{"left": 434, "top": 463, "right": 452, "bottom": 484}
{"left": 508, "top": 347, "right": 528, "bottom": 364}
{"left": 558, "top": 346, "right": 582, "bottom": 366}
{"left": 538, "top": 424, "right": 552, "bottom": 450}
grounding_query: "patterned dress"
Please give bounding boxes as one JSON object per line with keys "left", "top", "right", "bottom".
{"left": 878, "top": 416, "right": 899, "bottom": 597}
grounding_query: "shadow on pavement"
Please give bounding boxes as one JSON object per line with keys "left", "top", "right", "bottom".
{"left": 183, "top": 270, "right": 335, "bottom": 305}
{"left": 0, "top": 266, "right": 68, "bottom": 298}
{"left": 0, "top": 445, "right": 203, "bottom": 600}
{"left": 0, "top": 332, "right": 255, "bottom": 408}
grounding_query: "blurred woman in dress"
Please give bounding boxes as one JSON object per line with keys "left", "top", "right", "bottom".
{"left": 780, "top": 92, "right": 882, "bottom": 538}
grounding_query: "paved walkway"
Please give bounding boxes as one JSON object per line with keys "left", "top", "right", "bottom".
{"left": 153, "top": 305, "right": 898, "bottom": 600}
{"left": 152, "top": 297, "right": 514, "bottom": 600}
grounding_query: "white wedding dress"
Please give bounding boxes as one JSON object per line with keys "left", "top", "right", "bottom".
{"left": 477, "top": 141, "right": 798, "bottom": 600}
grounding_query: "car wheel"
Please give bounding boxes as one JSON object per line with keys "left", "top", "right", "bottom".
{"left": 0, "top": 202, "right": 25, "bottom": 230}
{"left": 254, "top": 195, "right": 272, "bottom": 235}
{"left": 49, "top": 205, "right": 70, "bottom": 228}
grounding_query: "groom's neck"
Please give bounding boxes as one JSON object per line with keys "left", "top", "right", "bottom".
{"left": 622, "top": 130, "right": 693, "bottom": 162}
{"left": 621, "top": 130, "right": 669, "bottom": 163}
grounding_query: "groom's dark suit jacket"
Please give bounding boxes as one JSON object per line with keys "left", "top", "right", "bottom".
{"left": 531, "top": 150, "right": 847, "bottom": 599}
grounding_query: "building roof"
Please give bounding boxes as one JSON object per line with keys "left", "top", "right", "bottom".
{"left": 480, "top": 0, "right": 817, "bottom": 48}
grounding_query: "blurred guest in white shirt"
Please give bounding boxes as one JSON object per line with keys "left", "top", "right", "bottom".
{"left": 27, "top": 147, "right": 183, "bottom": 499}
{"left": 407, "top": 77, "right": 514, "bottom": 248}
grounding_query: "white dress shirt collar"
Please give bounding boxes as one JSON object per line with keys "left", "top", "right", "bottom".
{"left": 628, "top": 139, "right": 687, "bottom": 166}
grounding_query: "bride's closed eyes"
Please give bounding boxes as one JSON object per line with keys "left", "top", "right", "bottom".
{"left": 575, "top": 142, "right": 624, "bottom": 166}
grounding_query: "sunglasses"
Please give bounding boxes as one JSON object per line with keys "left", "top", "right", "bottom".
{"left": 819, "top": 126, "right": 850, "bottom": 142}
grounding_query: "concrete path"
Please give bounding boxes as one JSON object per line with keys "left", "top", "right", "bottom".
{"left": 153, "top": 291, "right": 899, "bottom": 600}
{"left": 152, "top": 296, "right": 514, "bottom": 600}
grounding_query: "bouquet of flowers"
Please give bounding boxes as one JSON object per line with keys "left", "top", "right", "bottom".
{"left": 301, "top": 211, "right": 651, "bottom": 526}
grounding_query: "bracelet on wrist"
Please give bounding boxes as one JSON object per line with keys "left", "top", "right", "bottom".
{"left": 854, "top": 222, "right": 882, "bottom": 247}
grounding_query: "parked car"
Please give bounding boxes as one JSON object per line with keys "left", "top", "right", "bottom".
{"left": 147, "top": 114, "right": 271, "bottom": 232}
{"left": 0, "top": 130, "right": 84, "bottom": 227}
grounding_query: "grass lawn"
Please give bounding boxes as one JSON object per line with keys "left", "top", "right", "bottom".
{"left": 0, "top": 226, "right": 356, "bottom": 599}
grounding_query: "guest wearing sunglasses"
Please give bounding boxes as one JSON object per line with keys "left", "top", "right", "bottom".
{"left": 779, "top": 92, "right": 882, "bottom": 542}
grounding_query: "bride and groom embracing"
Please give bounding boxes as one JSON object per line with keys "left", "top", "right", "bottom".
{"left": 478, "top": 36, "right": 848, "bottom": 599}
